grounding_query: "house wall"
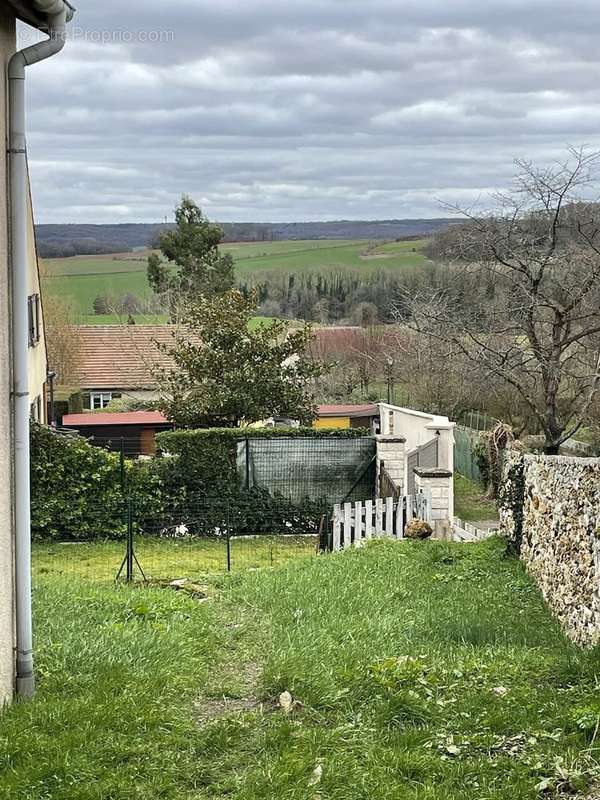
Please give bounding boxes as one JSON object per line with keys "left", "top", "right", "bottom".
{"left": 81, "top": 388, "right": 160, "bottom": 410}
{"left": 376, "top": 436, "right": 406, "bottom": 495}
{"left": 378, "top": 403, "right": 455, "bottom": 507}
{"left": 414, "top": 469, "right": 454, "bottom": 524}
{"left": 378, "top": 403, "right": 455, "bottom": 468}
{"left": 0, "top": 6, "right": 16, "bottom": 705}
{"left": 27, "top": 183, "right": 46, "bottom": 421}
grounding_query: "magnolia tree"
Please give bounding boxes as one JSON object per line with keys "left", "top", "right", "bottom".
{"left": 401, "top": 148, "right": 600, "bottom": 453}
{"left": 155, "top": 290, "right": 327, "bottom": 427}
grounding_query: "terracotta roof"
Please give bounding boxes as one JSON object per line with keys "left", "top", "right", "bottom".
{"left": 62, "top": 411, "right": 169, "bottom": 427}
{"left": 317, "top": 403, "right": 379, "bottom": 418}
{"left": 311, "top": 326, "right": 408, "bottom": 357}
{"left": 73, "top": 325, "right": 192, "bottom": 390}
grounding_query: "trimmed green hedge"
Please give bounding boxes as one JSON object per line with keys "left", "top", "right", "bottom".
{"left": 31, "top": 424, "right": 373, "bottom": 540}
{"left": 31, "top": 423, "right": 162, "bottom": 541}
{"left": 155, "top": 426, "right": 371, "bottom": 498}
{"left": 157, "top": 426, "right": 370, "bottom": 448}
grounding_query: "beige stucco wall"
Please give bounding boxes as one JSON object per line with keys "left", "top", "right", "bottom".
{"left": 0, "top": 5, "right": 15, "bottom": 705}
{"left": 0, "top": 6, "right": 46, "bottom": 705}
{"left": 27, "top": 183, "right": 47, "bottom": 420}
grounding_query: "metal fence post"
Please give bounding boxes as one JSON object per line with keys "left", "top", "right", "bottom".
{"left": 226, "top": 532, "right": 231, "bottom": 572}
{"left": 245, "top": 436, "right": 250, "bottom": 491}
{"left": 120, "top": 437, "right": 125, "bottom": 493}
{"left": 126, "top": 497, "right": 134, "bottom": 582}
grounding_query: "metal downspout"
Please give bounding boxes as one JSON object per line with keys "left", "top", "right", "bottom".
{"left": 8, "top": 5, "right": 69, "bottom": 698}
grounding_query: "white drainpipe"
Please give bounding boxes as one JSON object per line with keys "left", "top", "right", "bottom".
{"left": 8, "top": 1, "right": 73, "bottom": 697}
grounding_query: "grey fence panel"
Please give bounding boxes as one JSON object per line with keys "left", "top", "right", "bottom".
{"left": 407, "top": 450, "right": 418, "bottom": 494}
{"left": 237, "top": 436, "right": 377, "bottom": 504}
{"left": 406, "top": 436, "right": 439, "bottom": 494}
{"left": 418, "top": 437, "right": 439, "bottom": 469}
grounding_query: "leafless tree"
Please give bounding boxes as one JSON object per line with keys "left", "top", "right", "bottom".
{"left": 400, "top": 148, "right": 600, "bottom": 454}
{"left": 43, "top": 294, "right": 81, "bottom": 388}
{"left": 395, "top": 329, "right": 484, "bottom": 418}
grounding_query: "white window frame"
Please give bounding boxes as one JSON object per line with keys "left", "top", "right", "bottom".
{"left": 90, "top": 392, "right": 113, "bottom": 410}
{"left": 30, "top": 395, "right": 41, "bottom": 421}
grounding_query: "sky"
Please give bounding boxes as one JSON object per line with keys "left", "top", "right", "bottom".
{"left": 19, "top": 0, "right": 600, "bottom": 224}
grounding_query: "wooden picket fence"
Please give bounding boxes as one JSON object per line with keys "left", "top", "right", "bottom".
{"left": 331, "top": 494, "right": 431, "bottom": 552}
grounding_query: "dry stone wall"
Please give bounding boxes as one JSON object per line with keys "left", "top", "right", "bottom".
{"left": 500, "top": 449, "right": 600, "bottom": 646}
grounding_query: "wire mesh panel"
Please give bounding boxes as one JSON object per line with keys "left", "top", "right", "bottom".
{"left": 31, "top": 429, "right": 372, "bottom": 586}
{"left": 129, "top": 500, "right": 323, "bottom": 582}
{"left": 32, "top": 499, "right": 128, "bottom": 584}
{"left": 237, "top": 436, "right": 377, "bottom": 503}
{"left": 32, "top": 499, "right": 324, "bottom": 585}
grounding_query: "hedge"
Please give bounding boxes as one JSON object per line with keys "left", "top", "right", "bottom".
{"left": 154, "top": 426, "right": 371, "bottom": 499}
{"left": 30, "top": 423, "right": 162, "bottom": 541}
{"left": 31, "top": 425, "right": 373, "bottom": 540}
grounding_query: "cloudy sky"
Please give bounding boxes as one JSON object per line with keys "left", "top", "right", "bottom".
{"left": 19, "top": 0, "right": 600, "bottom": 224}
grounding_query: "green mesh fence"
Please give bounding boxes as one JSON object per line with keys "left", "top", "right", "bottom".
{"left": 236, "top": 436, "right": 377, "bottom": 503}
{"left": 454, "top": 426, "right": 483, "bottom": 483}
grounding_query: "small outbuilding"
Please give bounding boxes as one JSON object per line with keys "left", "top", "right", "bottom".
{"left": 314, "top": 403, "right": 380, "bottom": 431}
{"left": 61, "top": 410, "right": 174, "bottom": 457}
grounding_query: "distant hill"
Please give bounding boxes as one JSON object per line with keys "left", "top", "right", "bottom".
{"left": 35, "top": 219, "right": 457, "bottom": 258}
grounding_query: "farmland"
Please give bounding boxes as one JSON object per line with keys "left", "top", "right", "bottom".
{"left": 41, "top": 238, "right": 429, "bottom": 323}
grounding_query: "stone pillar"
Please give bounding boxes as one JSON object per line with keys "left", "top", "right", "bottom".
{"left": 376, "top": 436, "right": 406, "bottom": 496}
{"left": 414, "top": 468, "right": 454, "bottom": 531}
{"left": 425, "top": 422, "right": 455, "bottom": 472}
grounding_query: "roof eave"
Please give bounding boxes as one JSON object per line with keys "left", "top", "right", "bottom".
{"left": 8, "top": 0, "right": 75, "bottom": 31}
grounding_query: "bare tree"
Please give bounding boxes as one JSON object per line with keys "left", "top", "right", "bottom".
{"left": 401, "top": 148, "right": 600, "bottom": 454}
{"left": 395, "top": 329, "right": 483, "bottom": 418}
{"left": 43, "top": 294, "right": 81, "bottom": 388}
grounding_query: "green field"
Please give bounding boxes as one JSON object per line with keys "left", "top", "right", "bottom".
{"left": 41, "top": 239, "right": 429, "bottom": 322}
{"left": 3, "top": 537, "right": 600, "bottom": 798}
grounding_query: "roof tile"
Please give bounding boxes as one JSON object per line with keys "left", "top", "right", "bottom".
{"left": 73, "top": 325, "right": 192, "bottom": 390}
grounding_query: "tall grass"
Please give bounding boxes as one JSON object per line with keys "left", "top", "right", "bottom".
{"left": 2, "top": 538, "right": 600, "bottom": 798}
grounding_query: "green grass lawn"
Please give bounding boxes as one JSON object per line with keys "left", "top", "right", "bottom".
{"left": 3, "top": 538, "right": 600, "bottom": 798}
{"left": 33, "top": 535, "right": 318, "bottom": 584}
{"left": 454, "top": 474, "right": 499, "bottom": 523}
{"left": 41, "top": 239, "right": 429, "bottom": 320}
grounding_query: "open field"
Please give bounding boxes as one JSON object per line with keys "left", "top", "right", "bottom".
{"left": 3, "top": 538, "right": 600, "bottom": 799}
{"left": 41, "top": 238, "right": 429, "bottom": 322}
{"left": 74, "top": 313, "right": 274, "bottom": 328}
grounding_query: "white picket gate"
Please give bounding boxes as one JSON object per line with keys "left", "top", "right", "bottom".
{"left": 331, "top": 493, "right": 431, "bottom": 552}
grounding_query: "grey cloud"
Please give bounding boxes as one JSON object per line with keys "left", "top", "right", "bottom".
{"left": 18, "top": 0, "right": 600, "bottom": 223}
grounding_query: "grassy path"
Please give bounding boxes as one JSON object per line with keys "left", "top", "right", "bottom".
{"left": 454, "top": 474, "right": 499, "bottom": 523}
{"left": 2, "top": 538, "right": 600, "bottom": 798}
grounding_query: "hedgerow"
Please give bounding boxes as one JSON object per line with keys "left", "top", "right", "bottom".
{"left": 30, "top": 423, "right": 162, "bottom": 541}
{"left": 31, "top": 425, "right": 371, "bottom": 540}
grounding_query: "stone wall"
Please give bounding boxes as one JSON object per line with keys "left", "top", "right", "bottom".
{"left": 376, "top": 435, "right": 406, "bottom": 495}
{"left": 500, "top": 449, "right": 600, "bottom": 647}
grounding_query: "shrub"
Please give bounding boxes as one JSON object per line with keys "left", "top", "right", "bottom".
{"left": 152, "top": 426, "right": 372, "bottom": 533}
{"left": 30, "top": 423, "right": 125, "bottom": 540}
{"left": 30, "top": 424, "right": 372, "bottom": 541}
{"left": 31, "top": 423, "right": 164, "bottom": 541}
{"left": 155, "top": 426, "right": 369, "bottom": 498}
